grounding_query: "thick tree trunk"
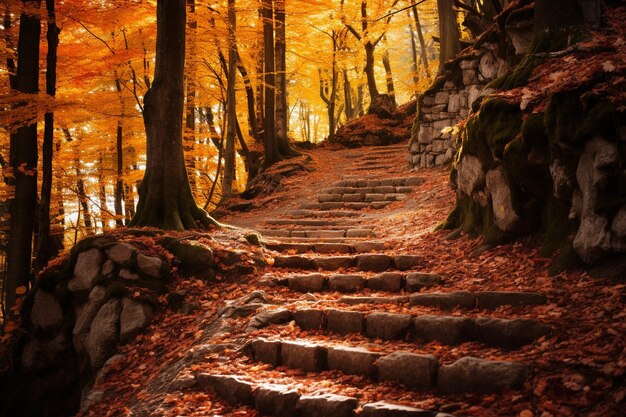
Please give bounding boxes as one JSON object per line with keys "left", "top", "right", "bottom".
{"left": 35, "top": 0, "right": 60, "bottom": 273}
{"left": 223, "top": 0, "right": 237, "bottom": 199}
{"left": 130, "top": 0, "right": 217, "bottom": 230}
{"left": 184, "top": 0, "right": 197, "bottom": 190}
{"left": 436, "top": 0, "right": 461, "bottom": 74}
{"left": 381, "top": 49, "right": 396, "bottom": 105}
{"left": 6, "top": 0, "right": 41, "bottom": 317}
{"left": 364, "top": 42, "right": 379, "bottom": 100}
{"left": 274, "top": 0, "right": 295, "bottom": 156}
{"left": 411, "top": 6, "right": 431, "bottom": 79}
{"left": 262, "top": 0, "right": 281, "bottom": 168}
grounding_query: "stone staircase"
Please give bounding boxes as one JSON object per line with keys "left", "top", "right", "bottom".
{"left": 180, "top": 144, "right": 550, "bottom": 417}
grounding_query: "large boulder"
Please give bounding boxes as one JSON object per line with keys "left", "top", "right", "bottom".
{"left": 87, "top": 299, "right": 121, "bottom": 370}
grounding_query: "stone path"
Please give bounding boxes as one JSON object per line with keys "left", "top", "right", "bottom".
{"left": 179, "top": 143, "right": 550, "bottom": 417}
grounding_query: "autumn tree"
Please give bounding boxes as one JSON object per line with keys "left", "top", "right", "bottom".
{"left": 222, "top": 0, "right": 236, "bottom": 198}
{"left": 129, "top": 0, "right": 217, "bottom": 230}
{"left": 436, "top": 0, "right": 461, "bottom": 74}
{"left": 6, "top": 0, "right": 41, "bottom": 317}
{"left": 341, "top": 0, "right": 400, "bottom": 102}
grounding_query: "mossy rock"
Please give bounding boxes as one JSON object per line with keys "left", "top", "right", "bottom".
{"left": 165, "top": 239, "right": 216, "bottom": 280}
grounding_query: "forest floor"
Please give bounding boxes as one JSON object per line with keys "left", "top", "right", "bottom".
{"left": 79, "top": 142, "right": 625, "bottom": 417}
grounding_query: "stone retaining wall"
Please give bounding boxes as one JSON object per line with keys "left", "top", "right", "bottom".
{"left": 409, "top": 3, "right": 534, "bottom": 169}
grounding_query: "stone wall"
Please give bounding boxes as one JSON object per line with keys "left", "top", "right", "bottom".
{"left": 0, "top": 232, "right": 240, "bottom": 417}
{"left": 409, "top": 2, "right": 533, "bottom": 169}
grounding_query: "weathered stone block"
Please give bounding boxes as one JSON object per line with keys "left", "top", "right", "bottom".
{"left": 366, "top": 313, "right": 412, "bottom": 340}
{"left": 326, "top": 309, "right": 364, "bottom": 335}
{"left": 327, "top": 346, "right": 380, "bottom": 377}
{"left": 414, "top": 315, "right": 475, "bottom": 345}
{"left": 136, "top": 254, "right": 164, "bottom": 278}
{"left": 294, "top": 309, "right": 325, "bottom": 331}
{"left": 313, "top": 256, "right": 354, "bottom": 270}
{"left": 328, "top": 274, "right": 365, "bottom": 293}
{"left": 405, "top": 273, "right": 442, "bottom": 291}
{"left": 281, "top": 341, "right": 327, "bottom": 372}
{"left": 409, "top": 291, "right": 476, "bottom": 309}
{"left": 393, "top": 255, "right": 421, "bottom": 271}
{"left": 87, "top": 298, "right": 121, "bottom": 369}
{"left": 251, "top": 338, "right": 282, "bottom": 366}
{"left": 120, "top": 297, "right": 153, "bottom": 343}
{"left": 255, "top": 384, "right": 300, "bottom": 417}
{"left": 69, "top": 248, "right": 102, "bottom": 292}
{"left": 356, "top": 254, "right": 392, "bottom": 272}
{"left": 289, "top": 274, "right": 327, "bottom": 292}
{"left": 367, "top": 272, "right": 403, "bottom": 292}
{"left": 475, "top": 291, "right": 546, "bottom": 309}
{"left": 296, "top": 394, "right": 358, "bottom": 417}
{"left": 376, "top": 352, "right": 438, "bottom": 390}
{"left": 474, "top": 318, "right": 549, "bottom": 348}
{"left": 437, "top": 356, "right": 527, "bottom": 394}
{"left": 274, "top": 256, "right": 314, "bottom": 269}
{"left": 106, "top": 243, "right": 136, "bottom": 264}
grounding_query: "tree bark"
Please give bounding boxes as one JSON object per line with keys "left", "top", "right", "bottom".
{"left": 6, "top": 0, "right": 41, "bottom": 317}
{"left": 381, "top": 48, "right": 396, "bottom": 105}
{"left": 236, "top": 52, "right": 260, "bottom": 142}
{"left": 130, "top": 0, "right": 217, "bottom": 230}
{"left": 35, "top": 0, "right": 61, "bottom": 273}
{"left": 184, "top": 0, "right": 197, "bottom": 190}
{"left": 223, "top": 0, "right": 237, "bottom": 199}
{"left": 342, "top": 69, "right": 354, "bottom": 121}
{"left": 411, "top": 5, "right": 431, "bottom": 79}
{"left": 274, "top": 0, "right": 295, "bottom": 156}
{"left": 262, "top": 0, "right": 281, "bottom": 168}
{"left": 436, "top": 0, "right": 461, "bottom": 74}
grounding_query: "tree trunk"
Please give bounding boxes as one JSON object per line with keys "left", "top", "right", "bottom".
{"left": 437, "top": 0, "right": 461, "bottom": 74}
{"left": 408, "top": 23, "right": 419, "bottom": 91}
{"left": 236, "top": 52, "right": 260, "bottom": 142}
{"left": 35, "top": 0, "right": 60, "bottom": 273}
{"left": 6, "top": 0, "right": 41, "bottom": 317}
{"left": 130, "top": 0, "right": 217, "bottom": 230}
{"left": 343, "top": 69, "right": 355, "bottom": 121}
{"left": 274, "top": 0, "right": 295, "bottom": 156}
{"left": 381, "top": 49, "right": 396, "bottom": 105}
{"left": 114, "top": 119, "right": 124, "bottom": 226}
{"left": 222, "top": 0, "right": 237, "bottom": 199}
{"left": 412, "top": 6, "right": 431, "bottom": 80}
{"left": 262, "top": 0, "right": 281, "bottom": 168}
{"left": 364, "top": 41, "right": 379, "bottom": 100}
{"left": 184, "top": 0, "right": 197, "bottom": 190}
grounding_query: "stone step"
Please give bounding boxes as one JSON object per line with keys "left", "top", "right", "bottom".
{"left": 348, "top": 165, "right": 397, "bottom": 171}
{"left": 272, "top": 254, "right": 422, "bottom": 272}
{"left": 264, "top": 241, "right": 387, "bottom": 254}
{"left": 264, "top": 218, "right": 364, "bottom": 227}
{"left": 332, "top": 177, "right": 425, "bottom": 188}
{"left": 258, "top": 307, "right": 548, "bottom": 348}
{"left": 268, "top": 271, "right": 442, "bottom": 292}
{"left": 321, "top": 186, "right": 414, "bottom": 195}
{"left": 246, "top": 338, "right": 528, "bottom": 394}
{"left": 260, "top": 229, "right": 376, "bottom": 239}
{"left": 302, "top": 201, "right": 393, "bottom": 211}
{"left": 266, "top": 236, "right": 380, "bottom": 244}
{"left": 338, "top": 291, "right": 548, "bottom": 309}
{"left": 195, "top": 373, "right": 448, "bottom": 417}
{"left": 318, "top": 193, "right": 406, "bottom": 203}
{"left": 286, "top": 209, "right": 365, "bottom": 218}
